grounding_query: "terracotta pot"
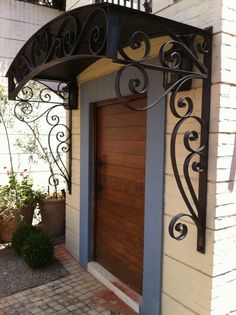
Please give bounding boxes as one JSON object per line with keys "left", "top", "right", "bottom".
{"left": 0, "top": 217, "right": 19, "bottom": 243}
{"left": 39, "top": 199, "right": 65, "bottom": 237}
{"left": 20, "top": 206, "right": 35, "bottom": 225}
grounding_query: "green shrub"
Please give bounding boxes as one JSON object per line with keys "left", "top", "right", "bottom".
{"left": 12, "top": 221, "right": 38, "bottom": 253}
{"left": 22, "top": 232, "right": 54, "bottom": 268}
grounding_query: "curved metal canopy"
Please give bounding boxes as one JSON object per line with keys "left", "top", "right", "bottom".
{"left": 7, "top": 2, "right": 213, "bottom": 255}
{"left": 6, "top": 2, "right": 211, "bottom": 99}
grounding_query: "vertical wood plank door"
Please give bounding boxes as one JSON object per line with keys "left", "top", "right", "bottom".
{"left": 94, "top": 96, "right": 147, "bottom": 295}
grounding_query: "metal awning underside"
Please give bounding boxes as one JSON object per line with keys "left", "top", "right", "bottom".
{"left": 7, "top": 3, "right": 211, "bottom": 99}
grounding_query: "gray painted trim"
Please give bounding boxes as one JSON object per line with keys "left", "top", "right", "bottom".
{"left": 79, "top": 75, "right": 117, "bottom": 267}
{"left": 141, "top": 72, "right": 166, "bottom": 315}
{"left": 79, "top": 100, "right": 93, "bottom": 267}
{"left": 79, "top": 69, "right": 166, "bottom": 315}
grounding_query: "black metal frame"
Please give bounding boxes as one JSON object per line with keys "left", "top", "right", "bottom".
{"left": 114, "top": 28, "right": 212, "bottom": 254}
{"left": 14, "top": 80, "right": 75, "bottom": 195}
{"left": 6, "top": 3, "right": 212, "bottom": 253}
{"left": 95, "top": 0, "right": 152, "bottom": 13}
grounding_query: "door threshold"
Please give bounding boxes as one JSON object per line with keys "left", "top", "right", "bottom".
{"left": 87, "top": 262, "right": 141, "bottom": 314}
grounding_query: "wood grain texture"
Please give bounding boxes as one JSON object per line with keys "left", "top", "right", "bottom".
{"left": 94, "top": 96, "right": 147, "bottom": 294}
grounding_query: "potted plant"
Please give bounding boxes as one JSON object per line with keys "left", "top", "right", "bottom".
{"left": 14, "top": 99, "right": 66, "bottom": 237}
{"left": 15, "top": 135, "right": 66, "bottom": 237}
{"left": 0, "top": 171, "right": 42, "bottom": 243}
{"left": 0, "top": 182, "right": 21, "bottom": 243}
{"left": 13, "top": 82, "right": 66, "bottom": 238}
{"left": 0, "top": 85, "right": 45, "bottom": 241}
{"left": 38, "top": 189, "right": 65, "bottom": 237}
{"left": 17, "top": 173, "right": 45, "bottom": 225}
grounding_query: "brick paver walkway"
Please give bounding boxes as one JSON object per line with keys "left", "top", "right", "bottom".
{"left": 0, "top": 244, "right": 137, "bottom": 315}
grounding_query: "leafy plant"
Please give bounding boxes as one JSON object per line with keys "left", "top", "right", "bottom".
{"left": 0, "top": 170, "right": 46, "bottom": 221}
{"left": 22, "top": 231, "right": 54, "bottom": 268}
{"left": 12, "top": 221, "right": 38, "bottom": 253}
{"left": 15, "top": 133, "right": 60, "bottom": 197}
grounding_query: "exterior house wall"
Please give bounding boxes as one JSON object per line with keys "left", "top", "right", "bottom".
{"left": 156, "top": 1, "right": 236, "bottom": 314}
{"left": 64, "top": 0, "right": 236, "bottom": 314}
{"left": 0, "top": 1, "right": 63, "bottom": 187}
{"left": 0, "top": 0, "right": 62, "bottom": 86}
{"left": 66, "top": 0, "right": 93, "bottom": 10}
{"left": 66, "top": 108, "right": 81, "bottom": 259}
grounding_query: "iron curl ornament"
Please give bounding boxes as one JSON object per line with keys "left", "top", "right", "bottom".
{"left": 168, "top": 80, "right": 208, "bottom": 252}
{"left": 114, "top": 27, "right": 212, "bottom": 253}
{"left": 14, "top": 81, "right": 73, "bottom": 194}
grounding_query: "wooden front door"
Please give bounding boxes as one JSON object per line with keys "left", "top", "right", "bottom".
{"left": 94, "top": 96, "right": 147, "bottom": 294}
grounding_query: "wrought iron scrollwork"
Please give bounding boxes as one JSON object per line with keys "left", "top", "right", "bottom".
{"left": 118, "top": 31, "right": 151, "bottom": 62}
{"left": 168, "top": 81, "right": 208, "bottom": 252}
{"left": 14, "top": 81, "right": 72, "bottom": 194}
{"left": 115, "top": 27, "right": 212, "bottom": 253}
{"left": 115, "top": 30, "right": 208, "bottom": 109}
{"left": 29, "top": 9, "right": 107, "bottom": 65}
{"left": 8, "top": 7, "right": 108, "bottom": 97}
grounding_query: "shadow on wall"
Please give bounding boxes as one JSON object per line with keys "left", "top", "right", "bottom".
{"left": 228, "top": 133, "right": 236, "bottom": 192}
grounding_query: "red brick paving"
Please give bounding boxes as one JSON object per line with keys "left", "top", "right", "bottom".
{"left": 0, "top": 244, "right": 138, "bottom": 315}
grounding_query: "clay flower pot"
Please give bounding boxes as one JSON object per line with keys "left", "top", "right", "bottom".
{"left": 20, "top": 206, "right": 35, "bottom": 225}
{"left": 39, "top": 198, "right": 65, "bottom": 237}
{"left": 0, "top": 216, "right": 19, "bottom": 243}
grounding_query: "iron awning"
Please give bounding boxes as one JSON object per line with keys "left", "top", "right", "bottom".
{"left": 6, "top": 2, "right": 211, "bottom": 100}
{"left": 6, "top": 3, "right": 213, "bottom": 254}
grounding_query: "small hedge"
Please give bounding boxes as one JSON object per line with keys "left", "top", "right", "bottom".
{"left": 22, "top": 232, "right": 54, "bottom": 268}
{"left": 12, "top": 221, "right": 38, "bottom": 253}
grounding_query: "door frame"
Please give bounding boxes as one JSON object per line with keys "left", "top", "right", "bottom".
{"left": 79, "top": 69, "right": 166, "bottom": 315}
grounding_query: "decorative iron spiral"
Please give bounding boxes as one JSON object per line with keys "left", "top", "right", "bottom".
{"left": 168, "top": 77, "right": 208, "bottom": 241}
{"left": 115, "top": 63, "right": 149, "bottom": 110}
{"left": 17, "top": 85, "right": 34, "bottom": 101}
{"left": 31, "top": 30, "right": 50, "bottom": 66}
{"left": 39, "top": 88, "right": 52, "bottom": 103}
{"left": 48, "top": 173, "right": 60, "bottom": 188}
{"left": 119, "top": 31, "right": 151, "bottom": 62}
{"left": 89, "top": 26, "right": 106, "bottom": 55}
{"left": 14, "top": 56, "right": 32, "bottom": 83}
{"left": 169, "top": 213, "right": 199, "bottom": 240}
{"left": 159, "top": 40, "right": 182, "bottom": 69}
{"left": 62, "top": 16, "right": 80, "bottom": 56}
{"left": 87, "top": 8, "right": 107, "bottom": 55}
{"left": 190, "top": 33, "right": 211, "bottom": 56}
{"left": 160, "top": 39, "right": 209, "bottom": 75}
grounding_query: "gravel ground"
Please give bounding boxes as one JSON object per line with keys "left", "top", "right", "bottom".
{"left": 0, "top": 246, "right": 68, "bottom": 298}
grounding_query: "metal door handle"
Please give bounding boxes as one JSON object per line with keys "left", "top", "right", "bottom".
{"left": 96, "top": 159, "right": 104, "bottom": 168}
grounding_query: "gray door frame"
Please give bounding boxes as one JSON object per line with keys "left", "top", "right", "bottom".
{"left": 79, "top": 69, "right": 166, "bottom": 315}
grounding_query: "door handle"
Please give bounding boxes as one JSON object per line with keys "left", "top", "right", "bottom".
{"left": 96, "top": 159, "right": 104, "bottom": 168}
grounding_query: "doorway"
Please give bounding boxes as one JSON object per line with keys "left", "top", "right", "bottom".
{"left": 94, "top": 96, "right": 147, "bottom": 294}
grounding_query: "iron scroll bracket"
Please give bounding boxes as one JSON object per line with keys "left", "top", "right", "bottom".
{"left": 114, "top": 27, "right": 213, "bottom": 253}
{"left": 14, "top": 80, "right": 77, "bottom": 195}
